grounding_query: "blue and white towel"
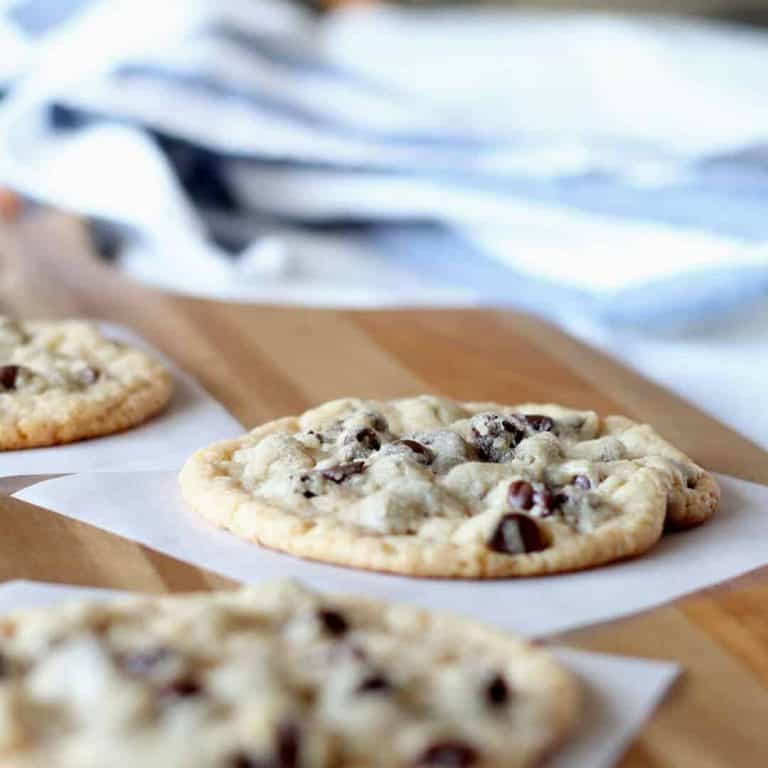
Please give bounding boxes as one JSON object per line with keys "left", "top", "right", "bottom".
{"left": 1, "top": 0, "right": 768, "bottom": 320}
{"left": 0, "top": 0, "right": 767, "bottom": 446}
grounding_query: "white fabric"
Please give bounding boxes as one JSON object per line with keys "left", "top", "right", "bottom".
{"left": 1, "top": 2, "right": 767, "bottom": 292}
{"left": 323, "top": 8, "right": 768, "bottom": 155}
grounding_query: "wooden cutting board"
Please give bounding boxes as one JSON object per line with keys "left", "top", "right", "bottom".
{"left": 1, "top": 212, "right": 767, "bottom": 767}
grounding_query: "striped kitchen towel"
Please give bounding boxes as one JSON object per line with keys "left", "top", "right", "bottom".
{"left": 1, "top": 0, "right": 767, "bottom": 324}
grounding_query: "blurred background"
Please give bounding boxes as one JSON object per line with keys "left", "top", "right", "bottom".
{"left": 0, "top": 0, "right": 766, "bottom": 446}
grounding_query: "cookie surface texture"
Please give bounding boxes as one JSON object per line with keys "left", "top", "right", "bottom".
{"left": 180, "top": 396, "right": 718, "bottom": 578}
{"left": 0, "top": 317, "right": 173, "bottom": 449}
{"left": 0, "top": 582, "right": 578, "bottom": 768}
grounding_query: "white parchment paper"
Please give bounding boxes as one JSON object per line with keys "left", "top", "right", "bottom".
{"left": 0, "top": 324, "right": 242, "bottom": 477}
{"left": 0, "top": 580, "right": 678, "bottom": 768}
{"left": 14, "top": 471, "right": 768, "bottom": 638}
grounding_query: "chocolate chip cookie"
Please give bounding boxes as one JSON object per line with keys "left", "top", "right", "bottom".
{"left": 180, "top": 396, "right": 719, "bottom": 578}
{"left": 0, "top": 317, "right": 172, "bottom": 449}
{"left": 0, "top": 582, "right": 578, "bottom": 767}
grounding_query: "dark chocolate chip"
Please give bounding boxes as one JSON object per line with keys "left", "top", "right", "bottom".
{"left": 351, "top": 427, "right": 381, "bottom": 451}
{"left": 321, "top": 461, "right": 365, "bottom": 483}
{"left": 417, "top": 742, "right": 478, "bottom": 767}
{"left": 485, "top": 673, "right": 511, "bottom": 707}
{"left": 686, "top": 476, "right": 697, "bottom": 490}
{"left": 121, "top": 647, "right": 171, "bottom": 677}
{"left": 553, "top": 492, "right": 569, "bottom": 508}
{"left": 507, "top": 480, "right": 535, "bottom": 511}
{"left": 77, "top": 366, "right": 100, "bottom": 385}
{"left": 488, "top": 513, "right": 547, "bottom": 555}
{"left": 318, "top": 609, "right": 349, "bottom": 637}
{"left": 573, "top": 475, "right": 591, "bottom": 490}
{"left": 523, "top": 414, "right": 555, "bottom": 432}
{"left": 302, "top": 491, "right": 316, "bottom": 499}
{"left": 397, "top": 439, "right": 434, "bottom": 464}
{"left": 0, "top": 364, "right": 21, "bottom": 391}
{"left": 162, "top": 678, "right": 202, "bottom": 698}
{"left": 357, "top": 673, "right": 391, "bottom": 694}
{"left": 275, "top": 721, "right": 301, "bottom": 768}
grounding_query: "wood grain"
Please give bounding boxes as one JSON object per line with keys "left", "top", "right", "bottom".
{"left": 1, "top": 212, "right": 767, "bottom": 767}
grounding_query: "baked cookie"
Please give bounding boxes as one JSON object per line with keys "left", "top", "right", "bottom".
{"left": 599, "top": 416, "right": 719, "bottom": 530}
{"left": 180, "top": 396, "right": 718, "bottom": 578}
{"left": 0, "top": 316, "right": 172, "bottom": 449}
{"left": 0, "top": 582, "right": 579, "bottom": 768}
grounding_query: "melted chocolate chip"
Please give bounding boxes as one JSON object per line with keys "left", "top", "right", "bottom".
{"left": 488, "top": 513, "right": 547, "bottom": 555}
{"left": 276, "top": 722, "right": 301, "bottom": 768}
{"left": 573, "top": 475, "right": 591, "bottom": 490}
{"left": 371, "top": 415, "right": 389, "bottom": 432}
{"left": 321, "top": 462, "right": 365, "bottom": 483}
{"left": 501, "top": 418, "right": 526, "bottom": 443}
{"left": 77, "top": 366, "right": 100, "bottom": 386}
{"left": 162, "top": 678, "right": 202, "bottom": 698}
{"left": 523, "top": 414, "right": 555, "bottom": 432}
{"left": 510, "top": 481, "right": 565, "bottom": 516}
{"left": 318, "top": 609, "right": 349, "bottom": 637}
{"left": 485, "top": 673, "right": 511, "bottom": 707}
{"left": 507, "top": 480, "right": 535, "bottom": 511}
{"left": 230, "top": 753, "right": 269, "bottom": 768}
{"left": 121, "top": 647, "right": 171, "bottom": 677}
{"left": 0, "top": 364, "right": 21, "bottom": 391}
{"left": 533, "top": 487, "right": 557, "bottom": 514}
{"left": 397, "top": 439, "right": 434, "bottom": 464}
{"left": 302, "top": 491, "right": 316, "bottom": 499}
{"left": 417, "top": 742, "right": 478, "bottom": 767}
{"left": 357, "top": 673, "right": 391, "bottom": 694}
{"left": 351, "top": 427, "right": 381, "bottom": 451}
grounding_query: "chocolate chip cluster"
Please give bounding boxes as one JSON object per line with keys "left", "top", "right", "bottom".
{"left": 297, "top": 412, "right": 472, "bottom": 500}
{"left": 469, "top": 412, "right": 555, "bottom": 464}
{"left": 487, "top": 475, "right": 593, "bottom": 556}
{"left": 0, "top": 362, "right": 101, "bottom": 392}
